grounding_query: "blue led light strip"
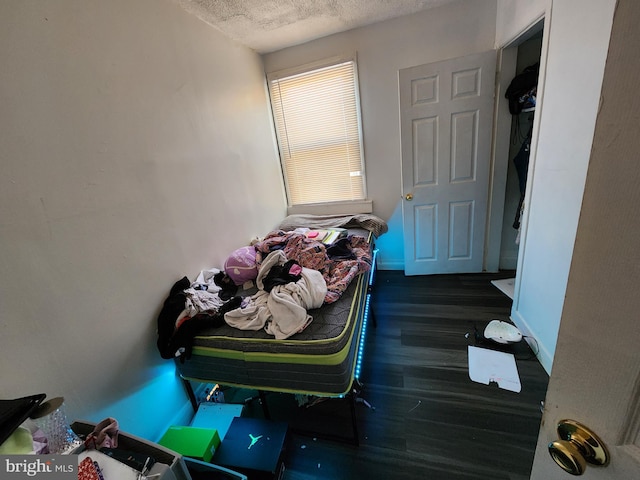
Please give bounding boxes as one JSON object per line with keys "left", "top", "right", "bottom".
{"left": 355, "top": 248, "right": 378, "bottom": 380}
{"left": 367, "top": 248, "right": 378, "bottom": 287}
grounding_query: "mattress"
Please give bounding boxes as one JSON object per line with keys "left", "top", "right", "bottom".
{"left": 175, "top": 230, "right": 375, "bottom": 397}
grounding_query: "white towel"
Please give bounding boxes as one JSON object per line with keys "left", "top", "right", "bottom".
{"left": 225, "top": 251, "right": 327, "bottom": 339}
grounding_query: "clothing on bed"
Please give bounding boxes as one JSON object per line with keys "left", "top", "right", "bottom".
{"left": 174, "top": 256, "right": 372, "bottom": 395}
{"left": 156, "top": 276, "right": 241, "bottom": 360}
{"left": 253, "top": 231, "right": 371, "bottom": 304}
{"left": 326, "top": 238, "right": 357, "bottom": 260}
{"left": 183, "top": 288, "right": 225, "bottom": 317}
{"left": 262, "top": 259, "right": 302, "bottom": 292}
{"left": 224, "top": 250, "right": 327, "bottom": 339}
{"left": 157, "top": 216, "right": 382, "bottom": 369}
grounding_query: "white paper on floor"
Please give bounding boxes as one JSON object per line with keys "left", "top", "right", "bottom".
{"left": 468, "top": 345, "right": 521, "bottom": 393}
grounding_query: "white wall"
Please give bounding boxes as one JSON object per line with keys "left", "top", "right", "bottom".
{"left": 495, "top": 0, "right": 548, "bottom": 47}
{"left": 263, "top": 0, "right": 498, "bottom": 270}
{"left": 0, "top": 0, "right": 285, "bottom": 440}
{"left": 498, "top": 0, "right": 616, "bottom": 373}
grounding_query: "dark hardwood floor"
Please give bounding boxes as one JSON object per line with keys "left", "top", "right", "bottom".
{"left": 236, "top": 270, "right": 549, "bottom": 480}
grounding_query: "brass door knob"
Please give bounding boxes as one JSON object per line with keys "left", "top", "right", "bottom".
{"left": 548, "top": 419, "right": 609, "bottom": 475}
{"left": 405, "top": 193, "right": 413, "bottom": 201}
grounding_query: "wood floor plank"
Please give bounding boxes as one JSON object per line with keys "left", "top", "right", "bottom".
{"left": 239, "top": 271, "right": 548, "bottom": 480}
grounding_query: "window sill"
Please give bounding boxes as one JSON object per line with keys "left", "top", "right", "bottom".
{"left": 287, "top": 200, "right": 373, "bottom": 216}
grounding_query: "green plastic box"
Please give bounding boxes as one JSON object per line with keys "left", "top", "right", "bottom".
{"left": 158, "top": 426, "right": 221, "bottom": 463}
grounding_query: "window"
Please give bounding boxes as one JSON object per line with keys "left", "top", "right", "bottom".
{"left": 268, "top": 59, "right": 366, "bottom": 206}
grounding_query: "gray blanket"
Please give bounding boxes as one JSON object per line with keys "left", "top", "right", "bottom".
{"left": 278, "top": 213, "right": 388, "bottom": 237}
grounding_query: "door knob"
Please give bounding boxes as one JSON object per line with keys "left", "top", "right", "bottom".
{"left": 548, "top": 419, "right": 609, "bottom": 475}
{"left": 405, "top": 193, "right": 413, "bottom": 201}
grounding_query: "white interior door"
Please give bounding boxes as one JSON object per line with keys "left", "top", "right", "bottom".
{"left": 531, "top": 2, "right": 640, "bottom": 477}
{"left": 400, "top": 50, "right": 496, "bottom": 275}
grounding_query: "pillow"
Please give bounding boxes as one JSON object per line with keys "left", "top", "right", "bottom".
{"left": 224, "top": 246, "right": 258, "bottom": 285}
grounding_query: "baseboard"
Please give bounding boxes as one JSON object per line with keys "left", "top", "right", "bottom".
{"left": 151, "top": 399, "right": 194, "bottom": 443}
{"left": 376, "top": 260, "right": 404, "bottom": 270}
{"left": 510, "top": 310, "right": 553, "bottom": 375}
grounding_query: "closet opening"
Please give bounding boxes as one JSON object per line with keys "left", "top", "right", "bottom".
{"left": 491, "top": 21, "right": 544, "bottom": 300}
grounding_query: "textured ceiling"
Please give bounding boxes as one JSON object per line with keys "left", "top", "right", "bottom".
{"left": 173, "top": 0, "right": 459, "bottom": 53}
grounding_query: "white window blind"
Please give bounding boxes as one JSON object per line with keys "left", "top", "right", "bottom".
{"left": 269, "top": 60, "right": 366, "bottom": 206}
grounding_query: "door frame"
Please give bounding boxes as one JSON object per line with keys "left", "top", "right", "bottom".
{"left": 484, "top": 14, "right": 553, "bottom": 371}
{"left": 484, "top": 15, "right": 547, "bottom": 275}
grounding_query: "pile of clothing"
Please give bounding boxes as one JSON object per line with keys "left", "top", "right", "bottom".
{"left": 156, "top": 231, "right": 372, "bottom": 360}
{"left": 156, "top": 270, "right": 242, "bottom": 360}
{"left": 225, "top": 250, "right": 327, "bottom": 340}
